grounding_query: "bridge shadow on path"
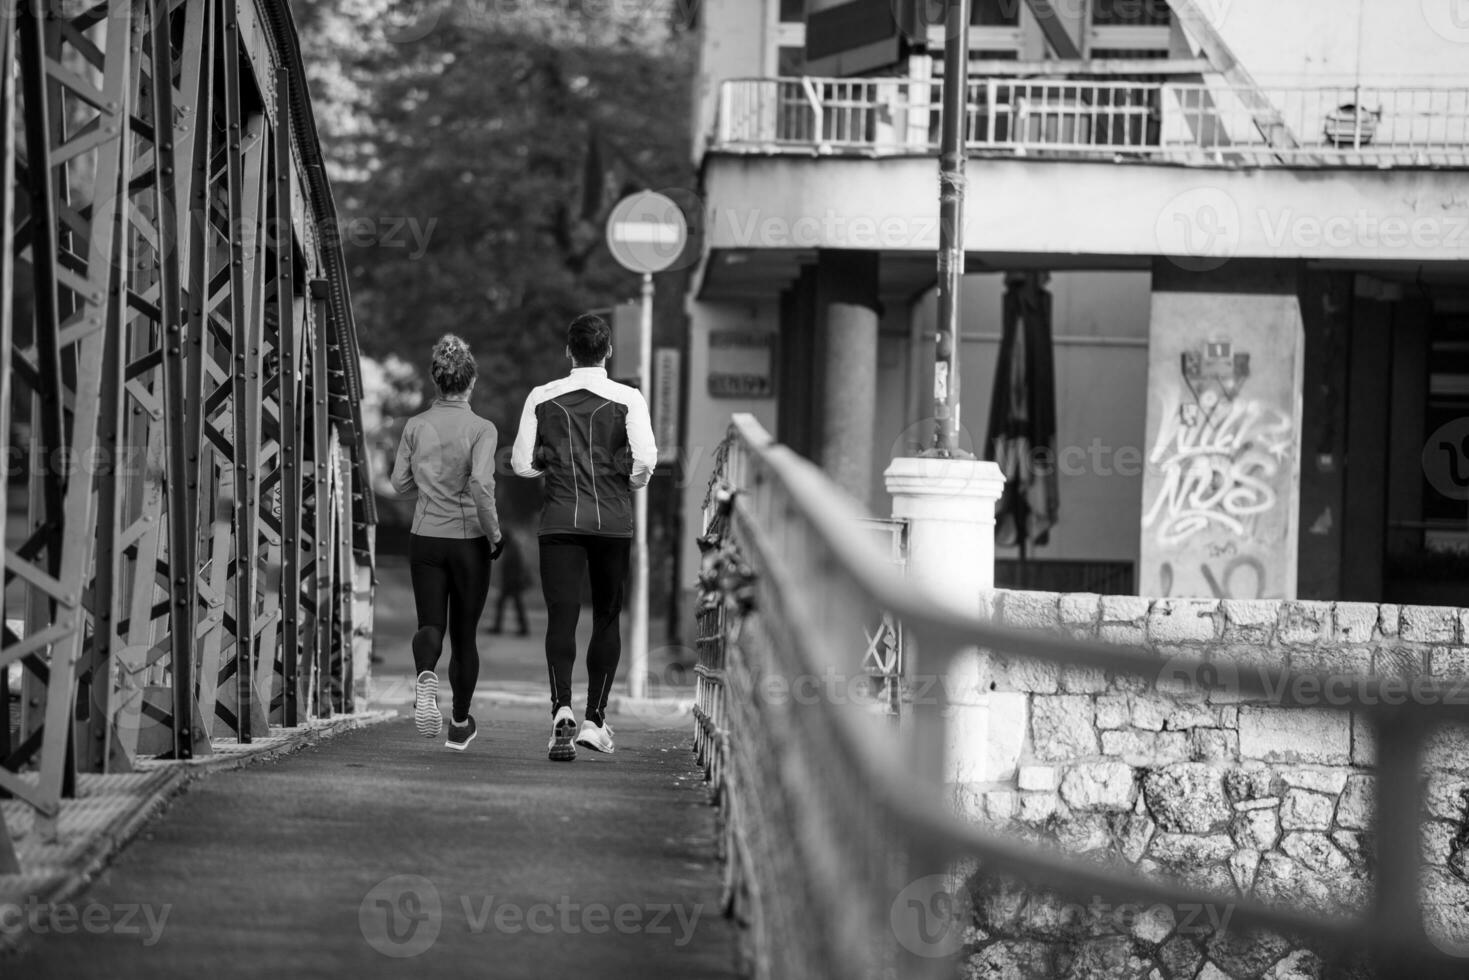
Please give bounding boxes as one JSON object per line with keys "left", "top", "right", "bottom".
{"left": 10, "top": 705, "right": 741, "bottom": 979}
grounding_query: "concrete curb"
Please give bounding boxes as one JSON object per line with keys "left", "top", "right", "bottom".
{"left": 0, "top": 770, "right": 193, "bottom": 958}
{"left": 178, "top": 710, "right": 398, "bottom": 777}
{"left": 0, "top": 710, "right": 393, "bottom": 958}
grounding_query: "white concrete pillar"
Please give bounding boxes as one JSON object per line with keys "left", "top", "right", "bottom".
{"left": 885, "top": 457, "right": 1003, "bottom": 605}
{"left": 884, "top": 457, "right": 1023, "bottom": 814}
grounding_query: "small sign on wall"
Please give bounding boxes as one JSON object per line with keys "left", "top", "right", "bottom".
{"left": 654, "top": 348, "right": 680, "bottom": 464}
{"left": 708, "top": 330, "right": 775, "bottom": 399}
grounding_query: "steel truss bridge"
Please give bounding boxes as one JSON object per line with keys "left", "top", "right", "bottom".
{"left": 0, "top": 0, "right": 375, "bottom": 868}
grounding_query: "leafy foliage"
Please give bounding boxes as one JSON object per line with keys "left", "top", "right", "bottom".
{"left": 299, "top": 0, "right": 697, "bottom": 429}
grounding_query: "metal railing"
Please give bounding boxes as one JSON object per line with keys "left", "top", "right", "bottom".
{"left": 694, "top": 413, "right": 1469, "bottom": 979}
{"left": 715, "top": 76, "right": 1469, "bottom": 166}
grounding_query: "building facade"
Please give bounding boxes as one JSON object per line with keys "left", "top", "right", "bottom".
{"left": 679, "top": 0, "right": 1469, "bottom": 620}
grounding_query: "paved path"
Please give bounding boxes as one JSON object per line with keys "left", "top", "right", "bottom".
{"left": 9, "top": 706, "right": 740, "bottom": 979}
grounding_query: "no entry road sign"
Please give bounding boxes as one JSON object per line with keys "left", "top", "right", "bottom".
{"left": 606, "top": 191, "right": 688, "bottom": 275}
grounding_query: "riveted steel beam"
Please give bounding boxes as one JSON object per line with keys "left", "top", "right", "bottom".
{"left": 2, "top": 0, "right": 376, "bottom": 865}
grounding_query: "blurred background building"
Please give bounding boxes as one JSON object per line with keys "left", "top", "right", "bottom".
{"left": 676, "top": 0, "right": 1469, "bottom": 625}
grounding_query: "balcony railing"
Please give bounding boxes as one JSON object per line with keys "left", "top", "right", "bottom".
{"left": 714, "top": 76, "right": 1469, "bottom": 167}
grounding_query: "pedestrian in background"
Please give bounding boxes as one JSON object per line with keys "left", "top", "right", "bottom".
{"left": 390, "top": 334, "right": 504, "bottom": 751}
{"left": 512, "top": 314, "right": 657, "bottom": 761}
{"left": 490, "top": 531, "right": 530, "bottom": 636}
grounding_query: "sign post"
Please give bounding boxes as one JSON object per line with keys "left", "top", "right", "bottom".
{"left": 932, "top": 0, "right": 971, "bottom": 458}
{"left": 605, "top": 192, "right": 688, "bottom": 700}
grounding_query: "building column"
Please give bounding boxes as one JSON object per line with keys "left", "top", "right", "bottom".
{"left": 1139, "top": 259, "right": 1305, "bottom": 600}
{"left": 816, "top": 250, "right": 880, "bottom": 505}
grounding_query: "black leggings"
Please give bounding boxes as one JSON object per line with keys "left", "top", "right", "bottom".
{"left": 540, "top": 533, "right": 631, "bottom": 725}
{"left": 409, "top": 534, "right": 492, "bottom": 720}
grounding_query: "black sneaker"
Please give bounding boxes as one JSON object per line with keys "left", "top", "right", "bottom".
{"left": 445, "top": 715, "right": 477, "bottom": 751}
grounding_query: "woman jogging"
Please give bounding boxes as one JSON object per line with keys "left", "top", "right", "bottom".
{"left": 391, "top": 335, "right": 504, "bottom": 750}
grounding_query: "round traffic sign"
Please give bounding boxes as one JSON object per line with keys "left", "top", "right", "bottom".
{"left": 605, "top": 191, "right": 689, "bottom": 275}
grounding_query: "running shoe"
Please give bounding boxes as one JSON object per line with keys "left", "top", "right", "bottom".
{"left": 414, "top": 669, "right": 442, "bottom": 738}
{"left": 547, "top": 705, "right": 578, "bottom": 762}
{"left": 445, "top": 715, "right": 477, "bottom": 751}
{"left": 574, "top": 719, "right": 614, "bottom": 754}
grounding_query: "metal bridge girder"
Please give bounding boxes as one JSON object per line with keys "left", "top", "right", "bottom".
{"left": 1, "top": 0, "right": 376, "bottom": 862}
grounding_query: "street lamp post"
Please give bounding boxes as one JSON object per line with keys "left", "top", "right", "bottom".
{"left": 931, "top": 0, "right": 972, "bottom": 458}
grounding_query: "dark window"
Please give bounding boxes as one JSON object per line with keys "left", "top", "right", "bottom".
{"left": 1092, "top": 0, "right": 1171, "bottom": 26}
{"left": 778, "top": 45, "right": 806, "bottom": 75}
{"left": 805, "top": 0, "right": 899, "bottom": 61}
{"left": 972, "top": 0, "right": 1021, "bottom": 26}
{"left": 1089, "top": 48, "right": 1170, "bottom": 59}
{"left": 1424, "top": 314, "right": 1469, "bottom": 525}
{"left": 780, "top": 0, "right": 805, "bottom": 23}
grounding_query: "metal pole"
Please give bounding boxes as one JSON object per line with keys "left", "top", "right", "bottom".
{"left": 931, "top": 0, "right": 971, "bottom": 457}
{"left": 630, "top": 272, "right": 654, "bottom": 700}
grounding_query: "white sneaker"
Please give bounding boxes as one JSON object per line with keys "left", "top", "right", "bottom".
{"left": 574, "top": 719, "right": 614, "bottom": 754}
{"left": 547, "top": 706, "right": 578, "bottom": 761}
{"left": 414, "top": 670, "right": 442, "bottom": 738}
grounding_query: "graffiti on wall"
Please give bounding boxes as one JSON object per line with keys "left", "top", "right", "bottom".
{"left": 1144, "top": 394, "right": 1294, "bottom": 545}
{"left": 1141, "top": 340, "right": 1296, "bottom": 599}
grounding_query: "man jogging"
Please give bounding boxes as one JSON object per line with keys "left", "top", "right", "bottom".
{"left": 512, "top": 314, "right": 657, "bottom": 761}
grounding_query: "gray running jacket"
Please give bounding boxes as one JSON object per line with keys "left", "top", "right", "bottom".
{"left": 389, "top": 398, "right": 503, "bottom": 541}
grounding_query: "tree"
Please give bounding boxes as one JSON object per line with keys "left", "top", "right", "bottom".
{"left": 301, "top": 0, "right": 698, "bottom": 431}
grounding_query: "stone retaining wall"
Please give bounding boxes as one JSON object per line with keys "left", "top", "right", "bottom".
{"left": 956, "top": 590, "right": 1469, "bottom": 979}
